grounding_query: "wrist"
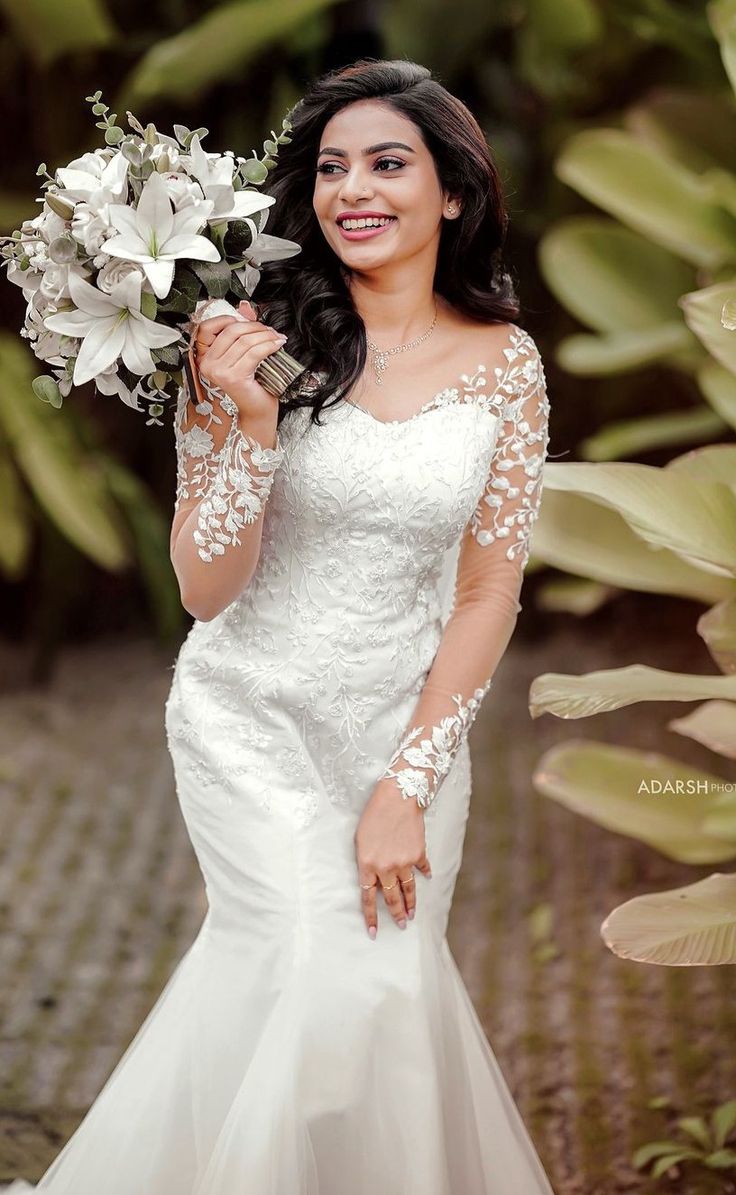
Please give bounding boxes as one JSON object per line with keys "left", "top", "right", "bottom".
{"left": 237, "top": 410, "right": 279, "bottom": 451}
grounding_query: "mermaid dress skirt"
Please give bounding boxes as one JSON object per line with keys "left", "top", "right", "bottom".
{"left": 4, "top": 326, "right": 556, "bottom": 1194}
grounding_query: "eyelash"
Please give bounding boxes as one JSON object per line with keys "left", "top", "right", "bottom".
{"left": 315, "top": 157, "right": 405, "bottom": 175}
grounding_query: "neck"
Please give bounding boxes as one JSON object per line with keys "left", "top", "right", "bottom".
{"left": 346, "top": 262, "right": 440, "bottom": 348}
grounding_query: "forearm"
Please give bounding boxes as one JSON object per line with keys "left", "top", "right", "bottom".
{"left": 170, "top": 394, "right": 284, "bottom": 622}
{"left": 380, "top": 570, "right": 521, "bottom": 807}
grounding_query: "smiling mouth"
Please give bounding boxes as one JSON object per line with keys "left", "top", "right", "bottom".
{"left": 336, "top": 217, "right": 398, "bottom": 240}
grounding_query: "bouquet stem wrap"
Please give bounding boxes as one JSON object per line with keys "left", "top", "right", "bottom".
{"left": 188, "top": 298, "right": 305, "bottom": 404}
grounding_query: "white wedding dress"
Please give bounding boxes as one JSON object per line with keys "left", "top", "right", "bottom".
{"left": 4, "top": 322, "right": 556, "bottom": 1194}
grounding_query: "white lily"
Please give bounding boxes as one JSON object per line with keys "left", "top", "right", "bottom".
{"left": 55, "top": 149, "right": 129, "bottom": 214}
{"left": 44, "top": 268, "right": 180, "bottom": 385}
{"left": 102, "top": 170, "right": 220, "bottom": 299}
{"left": 233, "top": 215, "right": 301, "bottom": 292}
{"left": 186, "top": 134, "right": 275, "bottom": 224}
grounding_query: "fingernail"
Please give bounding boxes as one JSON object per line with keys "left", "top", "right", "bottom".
{"left": 398, "top": 918, "right": 407, "bottom": 930}
{"left": 408, "top": 909, "right": 415, "bottom": 920}
{"left": 368, "top": 926, "right": 377, "bottom": 939}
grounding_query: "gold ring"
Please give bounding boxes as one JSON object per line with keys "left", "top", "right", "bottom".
{"left": 381, "top": 879, "right": 399, "bottom": 891}
{"left": 399, "top": 874, "right": 415, "bottom": 884}
{"left": 360, "top": 881, "right": 377, "bottom": 890}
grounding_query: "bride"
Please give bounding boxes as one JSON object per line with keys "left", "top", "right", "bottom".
{"left": 6, "top": 57, "right": 555, "bottom": 1195}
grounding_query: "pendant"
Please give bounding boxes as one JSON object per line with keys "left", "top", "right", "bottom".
{"left": 373, "top": 351, "right": 389, "bottom": 386}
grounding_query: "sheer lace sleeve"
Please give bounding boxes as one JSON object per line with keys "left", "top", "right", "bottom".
{"left": 170, "top": 346, "right": 285, "bottom": 620}
{"left": 378, "top": 330, "right": 550, "bottom": 809}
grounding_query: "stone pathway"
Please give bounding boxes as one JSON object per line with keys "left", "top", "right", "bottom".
{"left": 0, "top": 606, "right": 734, "bottom": 1193}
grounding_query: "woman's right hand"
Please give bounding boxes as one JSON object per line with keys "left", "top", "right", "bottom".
{"left": 193, "top": 300, "right": 287, "bottom": 423}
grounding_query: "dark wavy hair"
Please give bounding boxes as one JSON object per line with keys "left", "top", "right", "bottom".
{"left": 255, "top": 58, "right": 520, "bottom": 427}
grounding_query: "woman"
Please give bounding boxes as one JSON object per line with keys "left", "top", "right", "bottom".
{"left": 7, "top": 59, "right": 554, "bottom": 1195}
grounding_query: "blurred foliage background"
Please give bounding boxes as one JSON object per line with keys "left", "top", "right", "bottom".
{"left": 0, "top": 0, "right": 728, "bottom": 679}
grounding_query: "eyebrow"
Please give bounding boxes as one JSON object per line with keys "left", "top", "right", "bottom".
{"left": 317, "top": 141, "right": 416, "bottom": 158}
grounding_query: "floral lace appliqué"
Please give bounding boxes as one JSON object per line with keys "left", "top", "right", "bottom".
{"left": 173, "top": 376, "right": 286, "bottom": 563}
{"left": 469, "top": 327, "right": 550, "bottom": 567}
{"left": 380, "top": 678, "right": 493, "bottom": 809}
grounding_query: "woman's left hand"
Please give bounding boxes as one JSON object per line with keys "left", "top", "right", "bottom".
{"left": 354, "top": 778, "right": 432, "bottom": 938}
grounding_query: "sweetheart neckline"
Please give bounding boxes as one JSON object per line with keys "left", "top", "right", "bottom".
{"left": 328, "top": 321, "right": 527, "bottom": 427}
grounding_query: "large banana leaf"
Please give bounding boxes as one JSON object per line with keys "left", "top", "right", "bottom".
{"left": 680, "top": 279, "right": 736, "bottom": 375}
{"left": 538, "top": 217, "right": 697, "bottom": 333}
{"left": 697, "top": 596, "right": 736, "bottom": 674}
{"left": 0, "top": 0, "right": 115, "bottom": 65}
{"left": 119, "top": 0, "right": 343, "bottom": 105}
{"left": 665, "top": 442, "right": 736, "bottom": 487}
{"left": 556, "top": 129, "right": 736, "bottom": 269}
{"left": 533, "top": 739, "right": 736, "bottom": 862}
{"left": 0, "top": 335, "right": 129, "bottom": 570}
{"left": 601, "top": 873, "right": 736, "bottom": 964}
{"left": 708, "top": 0, "right": 736, "bottom": 97}
{"left": 669, "top": 700, "right": 736, "bottom": 760}
{"left": 542, "top": 460, "right": 736, "bottom": 577}
{"left": 579, "top": 408, "right": 727, "bottom": 461}
{"left": 516, "top": 0, "right": 602, "bottom": 97}
{"left": 556, "top": 324, "right": 698, "bottom": 376}
{"left": 529, "top": 662, "right": 736, "bottom": 720}
{"left": 536, "top": 575, "right": 616, "bottom": 616}
{"left": 625, "top": 88, "right": 736, "bottom": 174}
{"left": 532, "top": 490, "right": 734, "bottom": 603}
{"left": 697, "top": 359, "right": 736, "bottom": 431}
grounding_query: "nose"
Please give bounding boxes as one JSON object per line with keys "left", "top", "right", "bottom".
{"left": 337, "top": 164, "right": 374, "bottom": 205}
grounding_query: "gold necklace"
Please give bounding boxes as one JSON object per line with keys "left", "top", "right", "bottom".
{"left": 365, "top": 306, "right": 438, "bottom": 386}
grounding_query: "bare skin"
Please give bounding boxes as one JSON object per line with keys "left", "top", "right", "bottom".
{"left": 312, "top": 98, "right": 494, "bottom": 937}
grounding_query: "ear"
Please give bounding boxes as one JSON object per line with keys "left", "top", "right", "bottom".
{"left": 442, "top": 193, "right": 462, "bottom": 220}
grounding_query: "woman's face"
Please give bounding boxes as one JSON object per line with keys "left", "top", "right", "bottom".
{"left": 313, "top": 98, "right": 456, "bottom": 274}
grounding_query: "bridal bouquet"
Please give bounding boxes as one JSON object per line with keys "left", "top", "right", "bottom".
{"left": 0, "top": 92, "right": 304, "bottom": 426}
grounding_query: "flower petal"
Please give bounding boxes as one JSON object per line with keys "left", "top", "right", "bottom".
{"left": 108, "top": 270, "right": 143, "bottom": 313}
{"left": 128, "top": 310, "right": 181, "bottom": 347}
{"left": 44, "top": 308, "right": 98, "bottom": 336}
{"left": 141, "top": 258, "right": 175, "bottom": 299}
{"left": 74, "top": 315, "right": 126, "bottom": 385}
{"left": 136, "top": 171, "right": 174, "bottom": 247}
{"left": 121, "top": 326, "right": 156, "bottom": 376}
{"left": 67, "top": 270, "right": 118, "bottom": 316}
{"left": 106, "top": 205, "right": 142, "bottom": 241}
{"left": 162, "top": 233, "right": 221, "bottom": 261}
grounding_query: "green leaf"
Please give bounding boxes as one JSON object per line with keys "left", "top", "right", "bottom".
{"left": 698, "top": 359, "right": 736, "bottom": 432}
{"left": 712, "top": 1099, "right": 736, "bottom": 1149}
{"left": 633, "top": 1140, "right": 696, "bottom": 1168}
{"left": 538, "top": 216, "right": 697, "bottom": 335}
{"left": 579, "top": 408, "right": 727, "bottom": 461}
{"left": 0, "top": 335, "right": 129, "bottom": 570}
{"left": 0, "top": 0, "right": 116, "bottom": 65}
{"left": 98, "top": 456, "right": 183, "bottom": 640}
{"left": 542, "top": 459, "right": 736, "bottom": 578}
{"left": 677, "top": 1116, "right": 713, "bottom": 1150}
{"left": 532, "top": 740, "right": 736, "bottom": 864}
{"left": 556, "top": 324, "right": 697, "bottom": 376}
{"left": 651, "top": 1151, "right": 701, "bottom": 1178}
{"left": 31, "top": 375, "right": 63, "bottom": 408}
{"left": 189, "top": 258, "right": 231, "bottom": 299}
{"left": 555, "top": 129, "right": 736, "bottom": 269}
{"left": 708, "top": 0, "right": 736, "bottom": 98}
{"left": 681, "top": 279, "right": 736, "bottom": 375}
{"left": 0, "top": 446, "right": 30, "bottom": 578}
{"left": 669, "top": 700, "right": 736, "bottom": 761}
{"left": 118, "top": 0, "right": 343, "bottom": 104}
{"left": 704, "top": 1147, "right": 736, "bottom": 1168}
{"left": 531, "top": 665, "right": 736, "bottom": 730}
{"left": 532, "top": 489, "right": 732, "bottom": 604}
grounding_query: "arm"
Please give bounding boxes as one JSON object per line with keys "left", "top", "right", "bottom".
{"left": 379, "top": 330, "right": 550, "bottom": 808}
{"left": 169, "top": 349, "right": 285, "bottom": 622}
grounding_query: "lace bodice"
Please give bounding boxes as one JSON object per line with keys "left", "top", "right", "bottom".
{"left": 169, "top": 322, "right": 549, "bottom": 818}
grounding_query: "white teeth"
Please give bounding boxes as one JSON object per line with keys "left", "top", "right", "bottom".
{"left": 340, "top": 217, "right": 394, "bottom": 230}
